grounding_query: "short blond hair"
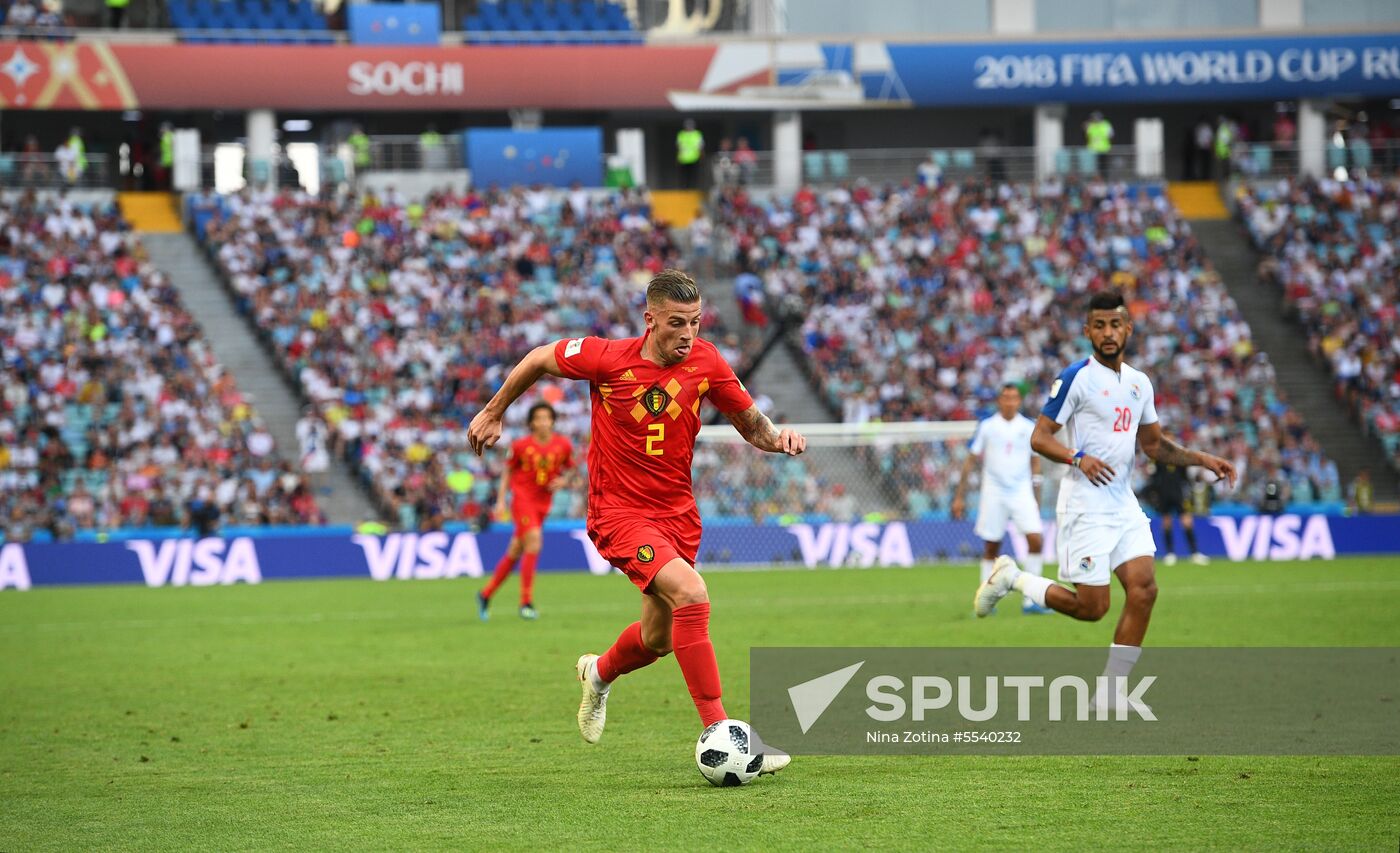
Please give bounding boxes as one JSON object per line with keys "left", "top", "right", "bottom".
{"left": 647, "top": 269, "right": 701, "bottom": 306}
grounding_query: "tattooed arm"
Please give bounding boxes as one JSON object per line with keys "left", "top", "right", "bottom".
{"left": 1138, "top": 421, "right": 1237, "bottom": 488}
{"left": 725, "top": 404, "right": 806, "bottom": 456}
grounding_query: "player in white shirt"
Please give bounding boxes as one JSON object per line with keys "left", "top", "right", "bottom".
{"left": 951, "top": 384, "right": 1050, "bottom": 615}
{"left": 974, "top": 290, "right": 1236, "bottom": 707}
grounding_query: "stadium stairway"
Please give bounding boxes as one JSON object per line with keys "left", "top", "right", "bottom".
{"left": 1166, "top": 182, "right": 1230, "bottom": 220}
{"left": 1190, "top": 217, "right": 1400, "bottom": 499}
{"left": 139, "top": 231, "right": 381, "bottom": 525}
{"left": 118, "top": 192, "right": 185, "bottom": 233}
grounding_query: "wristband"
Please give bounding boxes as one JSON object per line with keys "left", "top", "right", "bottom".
{"left": 1071, "top": 450, "right": 1085, "bottom": 467}
{"left": 1032, "top": 475, "right": 1044, "bottom": 487}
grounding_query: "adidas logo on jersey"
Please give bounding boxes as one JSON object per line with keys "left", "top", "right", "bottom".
{"left": 620, "top": 369, "right": 636, "bottom": 381}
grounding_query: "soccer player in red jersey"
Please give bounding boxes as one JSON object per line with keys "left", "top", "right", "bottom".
{"left": 468, "top": 270, "right": 804, "bottom": 773}
{"left": 477, "top": 402, "right": 576, "bottom": 622}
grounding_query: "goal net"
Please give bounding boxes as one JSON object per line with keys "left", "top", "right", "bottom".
{"left": 690, "top": 421, "right": 1065, "bottom": 570}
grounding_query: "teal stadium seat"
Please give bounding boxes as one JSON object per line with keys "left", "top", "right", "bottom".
{"left": 1251, "top": 144, "right": 1272, "bottom": 175}
{"left": 1350, "top": 140, "right": 1372, "bottom": 170}
{"left": 1075, "top": 147, "right": 1098, "bottom": 175}
{"left": 827, "top": 151, "right": 849, "bottom": 180}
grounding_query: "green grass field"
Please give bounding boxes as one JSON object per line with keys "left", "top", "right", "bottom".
{"left": 2, "top": 558, "right": 1398, "bottom": 851}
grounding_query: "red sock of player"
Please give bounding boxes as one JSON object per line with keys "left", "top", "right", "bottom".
{"left": 597, "top": 621, "right": 658, "bottom": 683}
{"left": 480, "top": 553, "right": 515, "bottom": 600}
{"left": 671, "top": 602, "right": 726, "bottom": 726}
{"left": 518, "top": 553, "right": 538, "bottom": 606}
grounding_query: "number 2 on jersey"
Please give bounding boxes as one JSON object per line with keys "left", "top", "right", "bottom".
{"left": 645, "top": 423, "right": 665, "bottom": 456}
{"left": 1112, "top": 407, "right": 1132, "bottom": 433}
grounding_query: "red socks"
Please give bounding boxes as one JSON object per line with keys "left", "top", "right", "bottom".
{"left": 597, "top": 621, "right": 659, "bottom": 683}
{"left": 519, "top": 553, "right": 538, "bottom": 606}
{"left": 595, "top": 604, "right": 727, "bottom": 727}
{"left": 480, "top": 553, "right": 514, "bottom": 599}
{"left": 671, "top": 602, "right": 726, "bottom": 726}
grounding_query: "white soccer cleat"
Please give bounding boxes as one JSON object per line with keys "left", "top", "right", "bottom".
{"left": 758, "top": 751, "right": 790, "bottom": 775}
{"left": 974, "top": 555, "right": 1020, "bottom": 618}
{"left": 1163, "top": 553, "right": 1178, "bottom": 566}
{"left": 1190, "top": 553, "right": 1210, "bottom": 566}
{"left": 576, "top": 653, "right": 608, "bottom": 744}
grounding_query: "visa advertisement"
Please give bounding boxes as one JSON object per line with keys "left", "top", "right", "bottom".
{"left": 1, "top": 513, "right": 1396, "bottom": 590}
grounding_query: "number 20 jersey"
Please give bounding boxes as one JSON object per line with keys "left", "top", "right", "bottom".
{"left": 553, "top": 333, "right": 752, "bottom": 521}
{"left": 1041, "top": 356, "right": 1158, "bottom": 516}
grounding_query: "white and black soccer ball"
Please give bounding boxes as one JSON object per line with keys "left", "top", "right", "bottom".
{"left": 695, "top": 719, "right": 763, "bottom": 787}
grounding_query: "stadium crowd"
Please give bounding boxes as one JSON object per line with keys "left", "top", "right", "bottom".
{"left": 0, "top": 193, "right": 320, "bottom": 543}
{"left": 199, "top": 184, "right": 767, "bottom": 528}
{"left": 710, "top": 176, "right": 1343, "bottom": 515}
{"left": 1237, "top": 175, "right": 1400, "bottom": 474}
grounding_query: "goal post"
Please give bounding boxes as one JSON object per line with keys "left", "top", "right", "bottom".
{"left": 690, "top": 420, "right": 1063, "bottom": 570}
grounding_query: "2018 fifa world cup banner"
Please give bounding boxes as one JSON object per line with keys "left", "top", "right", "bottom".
{"left": 1, "top": 513, "right": 1398, "bottom": 590}
{"left": 1, "top": 33, "right": 1398, "bottom": 112}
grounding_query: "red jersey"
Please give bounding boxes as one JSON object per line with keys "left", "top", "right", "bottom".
{"left": 507, "top": 433, "right": 575, "bottom": 507}
{"left": 553, "top": 333, "right": 753, "bottom": 519}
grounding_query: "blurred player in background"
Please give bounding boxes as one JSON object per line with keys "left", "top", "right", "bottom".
{"left": 468, "top": 270, "right": 802, "bottom": 773}
{"left": 951, "top": 383, "right": 1050, "bottom": 615}
{"left": 477, "top": 402, "right": 576, "bottom": 621}
{"left": 975, "top": 290, "right": 1236, "bottom": 709}
{"left": 1146, "top": 461, "right": 1207, "bottom": 566}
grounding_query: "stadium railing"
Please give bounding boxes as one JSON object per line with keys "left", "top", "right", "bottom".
{"left": 366, "top": 135, "right": 465, "bottom": 172}
{"left": 0, "top": 152, "right": 112, "bottom": 190}
{"left": 726, "top": 145, "right": 1155, "bottom": 188}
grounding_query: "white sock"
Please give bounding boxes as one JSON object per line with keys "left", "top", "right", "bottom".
{"left": 979, "top": 559, "right": 995, "bottom": 584}
{"left": 589, "top": 659, "right": 610, "bottom": 693}
{"left": 1102, "top": 643, "right": 1142, "bottom": 680}
{"left": 1025, "top": 554, "right": 1043, "bottom": 577}
{"left": 1012, "top": 573, "right": 1054, "bottom": 607}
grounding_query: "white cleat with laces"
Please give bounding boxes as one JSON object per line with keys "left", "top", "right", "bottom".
{"left": 974, "top": 555, "right": 1020, "bottom": 618}
{"left": 576, "top": 653, "right": 609, "bottom": 744}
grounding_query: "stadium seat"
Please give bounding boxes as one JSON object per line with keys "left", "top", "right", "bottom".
{"left": 827, "top": 151, "right": 849, "bottom": 179}
{"left": 1349, "top": 140, "right": 1372, "bottom": 170}
{"left": 951, "top": 149, "right": 975, "bottom": 170}
{"left": 803, "top": 152, "right": 825, "bottom": 181}
{"left": 1251, "top": 143, "right": 1272, "bottom": 175}
{"left": 1075, "top": 147, "right": 1098, "bottom": 175}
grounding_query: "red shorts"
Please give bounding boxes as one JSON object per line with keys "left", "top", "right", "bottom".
{"left": 511, "top": 497, "right": 549, "bottom": 535}
{"left": 588, "top": 506, "right": 702, "bottom": 591}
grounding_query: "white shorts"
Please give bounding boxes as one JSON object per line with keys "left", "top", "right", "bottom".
{"left": 973, "top": 486, "right": 1044, "bottom": 543}
{"left": 1057, "top": 510, "right": 1156, "bottom": 586}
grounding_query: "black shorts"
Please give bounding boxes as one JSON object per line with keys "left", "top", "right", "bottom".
{"left": 1153, "top": 497, "right": 1186, "bottom": 516}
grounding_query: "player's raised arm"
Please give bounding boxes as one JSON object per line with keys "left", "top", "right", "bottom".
{"left": 1137, "top": 421, "right": 1237, "bottom": 489}
{"left": 724, "top": 404, "right": 806, "bottom": 456}
{"left": 467, "top": 343, "right": 567, "bottom": 456}
{"left": 1031, "top": 414, "right": 1115, "bottom": 487}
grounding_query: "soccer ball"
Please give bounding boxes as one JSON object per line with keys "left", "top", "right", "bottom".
{"left": 695, "top": 719, "right": 763, "bottom": 787}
